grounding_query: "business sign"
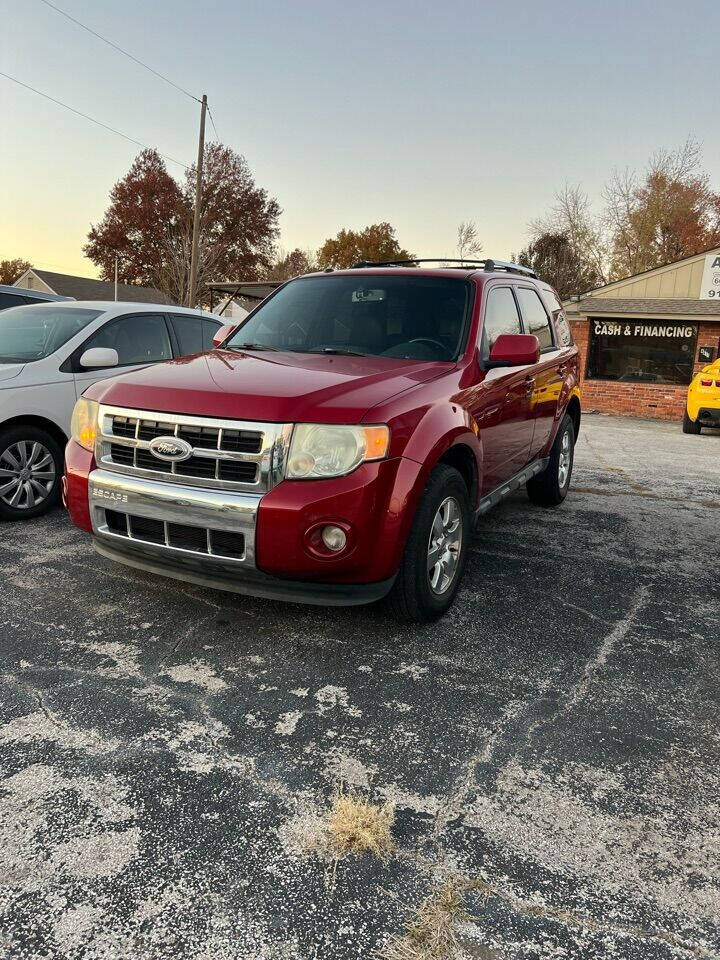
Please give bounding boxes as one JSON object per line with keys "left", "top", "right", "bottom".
{"left": 699, "top": 254, "right": 720, "bottom": 299}
{"left": 592, "top": 321, "right": 696, "bottom": 338}
{"left": 588, "top": 319, "right": 698, "bottom": 384}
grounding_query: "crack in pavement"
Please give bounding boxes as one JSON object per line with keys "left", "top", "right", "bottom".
{"left": 430, "top": 585, "right": 651, "bottom": 841}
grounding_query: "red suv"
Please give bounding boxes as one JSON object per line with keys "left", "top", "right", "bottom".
{"left": 65, "top": 260, "right": 580, "bottom": 621}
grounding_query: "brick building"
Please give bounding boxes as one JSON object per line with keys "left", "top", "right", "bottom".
{"left": 563, "top": 248, "right": 720, "bottom": 420}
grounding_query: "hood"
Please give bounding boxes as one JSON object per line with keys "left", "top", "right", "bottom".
{"left": 0, "top": 362, "right": 26, "bottom": 384}
{"left": 85, "top": 350, "right": 451, "bottom": 422}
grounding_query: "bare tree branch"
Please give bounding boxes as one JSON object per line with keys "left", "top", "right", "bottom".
{"left": 456, "top": 221, "right": 483, "bottom": 263}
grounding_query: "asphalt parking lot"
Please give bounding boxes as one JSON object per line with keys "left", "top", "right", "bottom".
{"left": 1, "top": 414, "right": 718, "bottom": 959}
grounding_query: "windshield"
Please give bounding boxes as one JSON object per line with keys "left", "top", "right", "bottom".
{"left": 226, "top": 275, "right": 471, "bottom": 362}
{"left": 0, "top": 305, "right": 103, "bottom": 363}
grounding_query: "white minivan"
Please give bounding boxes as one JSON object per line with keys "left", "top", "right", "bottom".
{"left": 0, "top": 300, "right": 227, "bottom": 520}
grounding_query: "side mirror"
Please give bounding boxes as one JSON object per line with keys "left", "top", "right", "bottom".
{"left": 80, "top": 347, "right": 119, "bottom": 369}
{"left": 212, "top": 323, "right": 237, "bottom": 348}
{"left": 486, "top": 334, "right": 540, "bottom": 369}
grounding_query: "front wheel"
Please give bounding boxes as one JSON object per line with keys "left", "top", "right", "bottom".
{"left": 526, "top": 414, "right": 575, "bottom": 508}
{"left": 0, "top": 426, "right": 63, "bottom": 521}
{"left": 389, "top": 464, "right": 471, "bottom": 623}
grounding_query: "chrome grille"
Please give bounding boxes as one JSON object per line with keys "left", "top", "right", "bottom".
{"left": 104, "top": 508, "right": 245, "bottom": 560}
{"left": 96, "top": 405, "right": 293, "bottom": 493}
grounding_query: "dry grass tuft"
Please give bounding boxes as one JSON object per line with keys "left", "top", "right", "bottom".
{"left": 378, "top": 880, "right": 475, "bottom": 960}
{"left": 326, "top": 789, "right": 395, "bottom": 860}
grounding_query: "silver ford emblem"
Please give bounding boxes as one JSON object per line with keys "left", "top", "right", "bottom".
{"left": 148, "top": 435, "right": 193, "bottom": 462}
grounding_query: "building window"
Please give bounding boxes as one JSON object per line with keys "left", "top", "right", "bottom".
{"left": 587, "top": 319, "right": 698, "bottom": 385}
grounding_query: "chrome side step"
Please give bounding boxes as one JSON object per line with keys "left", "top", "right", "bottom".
{"left": 474, "top": 458, "right": 549, "bottom": 518}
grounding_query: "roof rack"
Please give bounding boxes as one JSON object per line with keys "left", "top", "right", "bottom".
{"left": 350, "top": 257, "right": 537, "bottom": 277}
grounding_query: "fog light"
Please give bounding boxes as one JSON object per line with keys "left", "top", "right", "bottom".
{"left": 321, "top": 525, "right": 347, "bottom": 552}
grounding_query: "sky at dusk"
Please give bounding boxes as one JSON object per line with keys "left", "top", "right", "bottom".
{"left": 1, "top": 0, "right": 717, "bottom": 279}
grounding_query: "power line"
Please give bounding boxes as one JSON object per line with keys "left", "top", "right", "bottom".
{"left": 36, "top": 0, "right": 201, "bottom": 104}
{"left": 207, "top": 105, "right": 220, "bottom": 142}
{"left": 0, "top": 71, "right": 189, "bottom": 170}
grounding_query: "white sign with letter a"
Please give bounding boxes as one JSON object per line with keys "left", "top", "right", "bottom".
{"left": 699, "top": 253, "right": 720, "bottom": 300}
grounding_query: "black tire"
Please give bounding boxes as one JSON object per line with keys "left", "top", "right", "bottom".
{"left": 0, "top": 425, "right": 63, "bottom": 521}
{"left": 682, "top": 409, "right": 701, "bottom": 435}
{"left": 526, "top": 414, "right": 575, "bottom": 508}
{"left": 389, "top": 464, "right": 471, "bottom": 623}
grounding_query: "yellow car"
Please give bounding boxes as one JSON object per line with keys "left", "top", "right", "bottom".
{"left": 684, "top": 359, "right": 720, "bottom": 434}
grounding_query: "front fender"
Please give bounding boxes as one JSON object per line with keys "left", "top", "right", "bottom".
{"left": 397, "top": 403, "right": 482, "bottom": 498}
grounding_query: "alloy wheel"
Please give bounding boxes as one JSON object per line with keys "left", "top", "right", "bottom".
{"left": 558, "top": 429, "right": 571, "bottom": 489}
{"left": 427, "top": 496, "right": 463, "bottom": 595}
{"left": 0, "top": 441, "right": 56, "bottom": 510}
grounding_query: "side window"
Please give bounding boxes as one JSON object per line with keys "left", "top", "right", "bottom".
{"left": 516, "top": 287, "right": 555, "bottom": 351}
{"left": 542, "top": 288, "right": 574, "bottom": 347}
{"left": 83, "top": 313, "right": 172, "bottom": 367}
{"left": 170, "top": 313, "right": 203, "bottom": 356}
{"left": 202, "top": 319, "right": 222, "bottom": 350}
{"left": 0, "top": 292, "right": 28, "bottom": 310}
{"left": 482, "top": 287, "right": 521, "bottom": 352}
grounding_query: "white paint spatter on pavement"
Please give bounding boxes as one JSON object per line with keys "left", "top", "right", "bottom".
{"left": 393, "top": 662, "right": 429, "bottom": 680}
{"left": 275, "top": 711, "right": 302, "bottom": 736}
{"left": 465, "top": 758, "right": 720, "bottom": 924}
{"left": 0, "top": 763, "right": 141, "bottom": 897}
{"left": 314, "top": 685, "right": 350, "bottom": 714}
{"left": 376, "top": 784, "right": 444, "bottom": 817}
{"left": 85, "top": 639, "right": 144, "bottom": 679}
{"left": 0, "top": 710, "right": 120, "bottom": 756}
{"left": 50, "top": 828, "right": 141, "bottom": 879}
{"left": 325, "top": 751, "right": 377, "bottom": 790}
{"left": 52, "top": 905, "right": 106, "bottom": 953}
{"left": 161, "top": 659, "right": 228, "bottom": 692}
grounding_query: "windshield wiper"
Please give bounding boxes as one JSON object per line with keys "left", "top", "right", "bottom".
{"left": 310, "top": 347, "right": 368, "bottom": 357}
{"left": 227, "top": 342, "right": 280, "bottom": 352}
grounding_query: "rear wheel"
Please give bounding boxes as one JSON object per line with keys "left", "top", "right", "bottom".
{"left": 389, "top": 464, "right": 471, "bottom": 623}
{"left": 0, "top": 426, "right": 63, "bottom": 521}
{"left": 526, "top": 414, "right": 574, "bottom": 508}
{"left": 682, "top": 409, "right": 701, "bottom": 434}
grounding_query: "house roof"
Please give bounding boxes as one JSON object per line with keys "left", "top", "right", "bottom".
{"left": 574, "top": 297, "right": 720, "bottom": 317}
{"left": 20, "top": 269, "right": 173, "bottom": 305}
{"left": 578, "top": 245, "right": 720, "bottom": 297}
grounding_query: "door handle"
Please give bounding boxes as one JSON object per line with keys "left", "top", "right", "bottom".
{"left": 524, "top": 376, "right": 535, "bottom": 398}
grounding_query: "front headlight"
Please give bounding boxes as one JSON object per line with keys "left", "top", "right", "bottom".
{"left": 286, "top": 424, "right": 390, "bottom": 479}
{"left": 70, "top": 397, "right": 99, "bottom": 451}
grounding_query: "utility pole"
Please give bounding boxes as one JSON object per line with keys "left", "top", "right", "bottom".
{"left": 188, "top": 93, "right": 207, "bottom": 308}
{"left": 114, "top": 254, "right": 118, "bottom": 301}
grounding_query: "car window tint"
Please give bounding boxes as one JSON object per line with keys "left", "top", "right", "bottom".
{"left": 170, "top": 313, "right": 203, "bottom": 356}
{"left": 482, "top": 287, "right": 521, "bottom": 351}
{"left": 541, "top": 288, "right": 573, "bottom": 346}
{"left": 516, "top": 287, "right": 554, "bottom": 350}
{"left": 85, "top": 313, "right": 172, "bottom": 366}
{"left": 202, "top": 319, "right": 221, "bottom": 350}
{"left": 0, "top": 292, "right": 28, "bottom": 310}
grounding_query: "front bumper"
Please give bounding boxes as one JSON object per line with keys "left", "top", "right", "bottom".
{"left": 92, "top": 537, "right": 395, "bottom": 606}
{"left": 81, "top": 457, "right": 412, "bottom": 605}
{"left": 89, "top": 467, "right": 260, "bottom": 567}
